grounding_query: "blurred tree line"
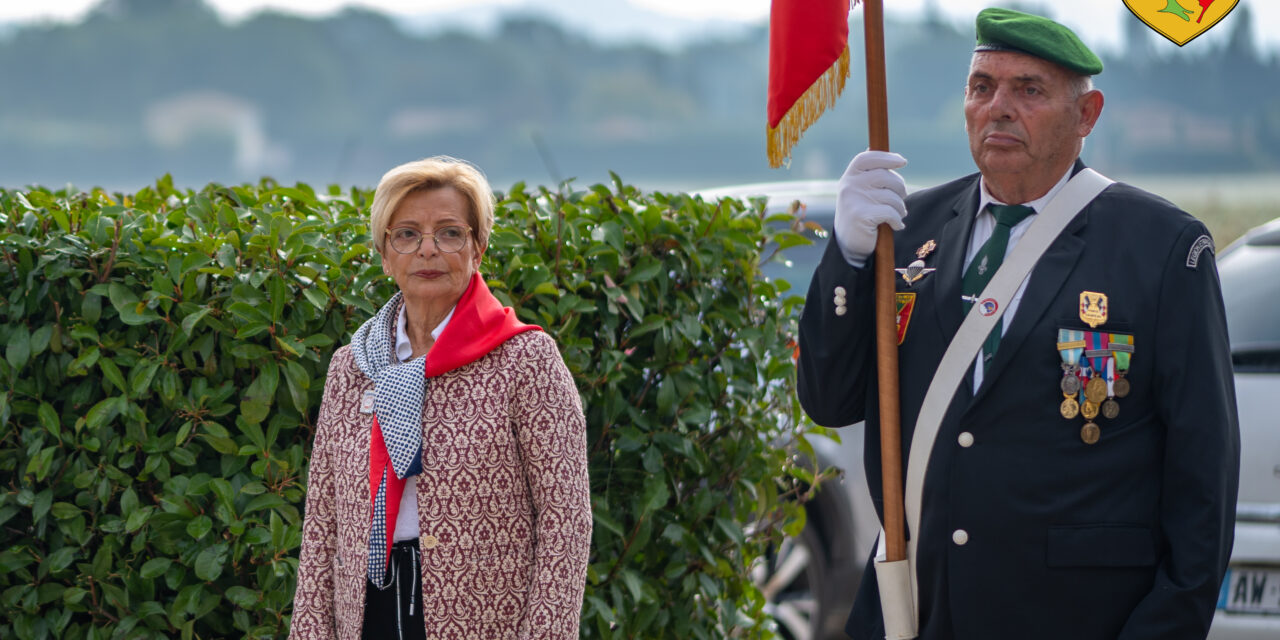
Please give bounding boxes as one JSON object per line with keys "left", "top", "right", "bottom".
{"left": 0, "top": 0, "right": 1277, "bottom": 190}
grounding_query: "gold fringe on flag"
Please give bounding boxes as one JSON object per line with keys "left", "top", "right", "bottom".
{"left": 767, "top": 45, "right": 851, "bottom": 169}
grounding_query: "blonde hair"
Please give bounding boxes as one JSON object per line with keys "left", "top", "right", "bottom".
{"left": 369, "top": 156, "right": 495, "bottom": 254}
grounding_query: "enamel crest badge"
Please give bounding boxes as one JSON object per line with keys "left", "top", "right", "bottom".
{"left": 895, "top": 293, "right": 916, "bottom": 345}
{"left": 1079, "top": 291, "right": 1108, "bottom": 328}
{"left": 1123, "top": 0, "right": 1240, "bottom": 47}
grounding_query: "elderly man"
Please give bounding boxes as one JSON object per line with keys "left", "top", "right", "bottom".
{"left": 798, "top": 8, "right": 1239, "bottom": 640}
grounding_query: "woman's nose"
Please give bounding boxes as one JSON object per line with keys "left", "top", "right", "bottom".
{"left": 417, "top": 234, "right": 438, "bottom": 257}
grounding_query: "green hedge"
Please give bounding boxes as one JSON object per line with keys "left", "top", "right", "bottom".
{"left": 0, "top": 174, "right": 825, "bottom": 639}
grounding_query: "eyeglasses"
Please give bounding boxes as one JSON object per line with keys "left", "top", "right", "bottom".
{"left": 385, "top": 225, "right": 472, "bottom": 254}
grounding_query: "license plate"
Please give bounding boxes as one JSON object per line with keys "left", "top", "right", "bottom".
{"left": 1218, "top": 567, "right": 1280, "bottom": 614}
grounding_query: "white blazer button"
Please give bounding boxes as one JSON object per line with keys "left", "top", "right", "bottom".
{"left": 958, "top": 432, "right": 974, "bottom": 448}
{"left": 952, "top": 529, "right": 969, "bottom": 546}
{"left": 835, "top": 306, "right": 847, "bottom": 316}
{"left": 834, "top": 286, "right": 847, "bottom": 296}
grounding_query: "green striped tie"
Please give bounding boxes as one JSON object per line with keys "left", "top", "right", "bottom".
{"left": 962, "top": 204, "right": 1035, "bottom": 372}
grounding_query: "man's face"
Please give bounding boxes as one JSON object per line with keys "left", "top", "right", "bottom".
{"left": 964, "top": 51, "right": 1100, "bottom": 182}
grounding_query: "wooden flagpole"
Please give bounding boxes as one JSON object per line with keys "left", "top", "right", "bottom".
{"left": 862, "top": 0, "right": 906, "bottom": 565}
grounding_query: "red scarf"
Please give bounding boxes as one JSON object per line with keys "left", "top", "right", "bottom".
{"left": 368, "top": 273, "right": 540, "bottom": 564}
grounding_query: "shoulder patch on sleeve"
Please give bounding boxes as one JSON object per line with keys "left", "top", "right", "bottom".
{"left": 1186, "top": 235, "right": 1214, "bottom": 269}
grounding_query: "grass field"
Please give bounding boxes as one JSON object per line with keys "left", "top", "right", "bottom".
{"left": 1123, "top": 174, "right": 1279, "bottom": 248}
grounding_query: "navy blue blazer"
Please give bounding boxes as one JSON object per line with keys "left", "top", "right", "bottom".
{"left": 797, "top": 162, "right": 1240, "bottom": 640}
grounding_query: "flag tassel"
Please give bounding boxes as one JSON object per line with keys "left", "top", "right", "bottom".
{"left": 767, "top": 45, "right": 851, "bottom": 168}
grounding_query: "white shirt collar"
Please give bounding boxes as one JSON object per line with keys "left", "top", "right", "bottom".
{"left": 977, "top": 165, "right": 1075, "bottom": 216}
{"left": 394, "top": 303, "right": 454, "bottom": 363}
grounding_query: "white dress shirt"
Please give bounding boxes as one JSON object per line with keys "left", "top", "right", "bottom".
{"left": 965, "top": 168, "right": 1074, "bottom": 391}
{"left": 391, "top": 302, "right": 454, "bottom": 542}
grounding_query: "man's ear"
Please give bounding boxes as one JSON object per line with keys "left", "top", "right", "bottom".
{"left": 1078, "top": 90, "right": 1104, "bottom": 137}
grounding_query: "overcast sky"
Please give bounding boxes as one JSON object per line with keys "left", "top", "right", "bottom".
{"left": 2, "top": 1, "right": 1276, "bottom": 53}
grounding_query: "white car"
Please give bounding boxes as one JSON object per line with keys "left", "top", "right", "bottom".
{"left": 703, "top": 183, "right": 1280, "bottom": 640}
{"left": 1209, "top": 216, "right": 1280, "bottom": 639}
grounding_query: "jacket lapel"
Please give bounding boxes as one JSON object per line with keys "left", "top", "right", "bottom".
{"left": 930, "top": 180, "right": 981, "bottom": 339}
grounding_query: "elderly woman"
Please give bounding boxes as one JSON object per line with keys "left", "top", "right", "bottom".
{"left": 290, "top": 156, "right": 591, "bottom": 640}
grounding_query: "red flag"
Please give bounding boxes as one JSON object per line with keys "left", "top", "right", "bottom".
{"left": 767, "top": 0, "right": 853, "bottom": 168}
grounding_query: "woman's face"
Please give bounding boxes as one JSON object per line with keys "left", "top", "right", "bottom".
{"left": 380, "top": 186, "right": 482, "bottom": 309}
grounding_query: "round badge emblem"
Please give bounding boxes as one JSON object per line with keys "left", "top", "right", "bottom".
{"left": 978, "top": 298, "right": 999, "bottom": 316}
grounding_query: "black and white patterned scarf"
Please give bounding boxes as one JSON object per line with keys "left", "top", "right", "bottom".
{"left": 350, "top": 292, "right": 425, "bottom": 585}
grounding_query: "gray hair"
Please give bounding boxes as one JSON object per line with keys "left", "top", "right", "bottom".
{"left": 1069, "top": 74, "right": 1094, "bottom": 99}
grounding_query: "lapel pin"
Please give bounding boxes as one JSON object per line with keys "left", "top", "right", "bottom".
{"left": 896, "top": 240, "right": 939, "bottom": 285}
{"left": 1079, "top": 291, "right": 1108, "bottom": 328}
{"left": 895, "top": 260, "right": 936, "bottom": 286}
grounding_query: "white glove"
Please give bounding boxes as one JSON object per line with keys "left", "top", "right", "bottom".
{"left": 835, "top": 150, "right": 908, "bottom": 268}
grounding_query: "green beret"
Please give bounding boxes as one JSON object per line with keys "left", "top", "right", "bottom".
{"left": 974, "top": 8, "right": 1103, "bottom": 76}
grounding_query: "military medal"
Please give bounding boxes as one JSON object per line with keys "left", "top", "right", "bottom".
{"left": 1110, "top": 333, "right": 1134, "bottom": 398}
{"left": 1101, "top": 398, "right": 1120, "bottom": 420}
{"left": 1060, "top": 395, "right": 1080, "bottom": 419}
{"left": 1113, "top": 377, "right": 1130, "bottom": 398}
{"left": 1083, "top": 332, "right": 1112, "bottom": 404}
{"left": 916, "top": 240, "right": 937, "bottom": 259}
{"left": 1084, "top": 376, "right": 1107, "bottom": 403}
{"left": 1057, "top": 330, "right": 1086, "bottom": 397}
{"left": 1060, "top": 367, "right": 1081, "bottom": 394}
{"left": 1081, "top": 400, "right": 1099, "bottom": 420}
{"left": 1080, "top": 422, "right": 1101, "bottom": 445}
{"left": 1097, "top": 356, "right": 1121, "bottom": 420}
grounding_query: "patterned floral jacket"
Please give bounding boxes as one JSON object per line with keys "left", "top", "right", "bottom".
{"left": 289, "top": 331, "right": 591, "bottom": 639}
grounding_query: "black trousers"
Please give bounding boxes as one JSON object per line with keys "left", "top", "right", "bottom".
{"left": 362, "top": 539, "right": 425, "bottom": 640}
